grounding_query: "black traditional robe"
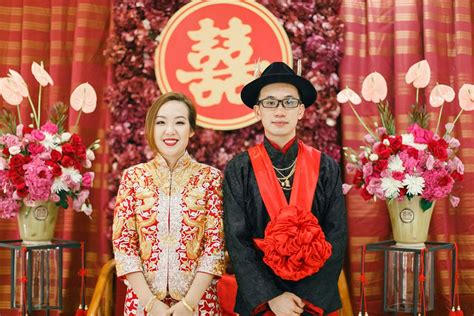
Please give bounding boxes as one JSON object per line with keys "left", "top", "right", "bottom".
{"left": 223, "top": 138, "right": 347, "bottom": 315}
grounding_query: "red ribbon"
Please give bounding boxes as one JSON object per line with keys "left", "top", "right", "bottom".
{"left": 249, "top": 141, "right": 332, "bottom": 281}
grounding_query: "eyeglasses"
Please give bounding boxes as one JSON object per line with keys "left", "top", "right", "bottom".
{"left": 257, "top": 97, "right": 301, "bottom": 109}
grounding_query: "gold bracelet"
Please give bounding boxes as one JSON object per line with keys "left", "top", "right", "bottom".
{"left": 145, "top": 296, "right": 157, "bottom": 313}
{"left": 182, "top": 297, "right": 195, "bottom": 312}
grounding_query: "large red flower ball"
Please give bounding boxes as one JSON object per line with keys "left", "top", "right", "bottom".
{"left": 254, "top": 206, "right": 332, "bottom": 281}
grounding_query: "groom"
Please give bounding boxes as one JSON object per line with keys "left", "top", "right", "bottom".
{"left": 224, "top": 61, "right": 347, "bottom": 315}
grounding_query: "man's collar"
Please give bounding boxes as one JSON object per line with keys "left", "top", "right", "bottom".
{"left": 266, "top": 136, "right": 297, "bottom": 154}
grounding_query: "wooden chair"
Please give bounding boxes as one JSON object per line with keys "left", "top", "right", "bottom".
{"left": 88, "top": 259, "right": 353, "bottom": 316}
{"left": 88, "top": 259, "right": 116, "bottom": 316}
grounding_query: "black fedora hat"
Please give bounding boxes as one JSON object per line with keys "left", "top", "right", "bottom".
{"left": 240, "top": 61, "right": 317, "bottom": 108}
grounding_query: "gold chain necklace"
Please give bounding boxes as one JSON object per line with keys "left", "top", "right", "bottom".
{"left": 273, "top": 163, "right": 296, "bottom": 191}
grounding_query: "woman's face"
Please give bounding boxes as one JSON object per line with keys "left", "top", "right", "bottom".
{"left": 153, "top": 100, "right": 194, "bottom": 165}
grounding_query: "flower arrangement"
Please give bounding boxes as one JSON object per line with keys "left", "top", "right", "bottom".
{"left": 338, "top": 60, "right": 473, "bottom": 210}
{"left": 0, "top": 61, "right": 100, "bottom": 219}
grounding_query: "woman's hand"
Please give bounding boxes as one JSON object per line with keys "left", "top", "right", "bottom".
{"left": 168, "top": 301, "right": 194, "bottom": 316}
{"left": 149, "top": 300, "right": 170, "bottom": 316}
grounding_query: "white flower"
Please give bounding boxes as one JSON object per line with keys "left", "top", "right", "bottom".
{"left": 381, "top": 177, "right": 404, "bottom": 199}
{"left": 41, "top": 132, "right": 60, "bottom": 150}
{"left": 61, "top": 132, "right": 72, "bottom": 142}
{"left": 8, "top": 145, "right": 21, "bottom": 155}
{"left": 51, "top": 178, "right": 69, "bottom": 193}
{"left": 369, "top": 153, "right": 379, "bottom": 161}
{"left": 388, "top": 155, "right": 405, "bottom": 172}
{"left": 81, "top": 203, "right": 93, "bottom": 216}
{"left": 86, "top": 149, "right": 95, "bottom": 161}
{"left": 383, "top": 139, "right": 390, "bottom": 146}
{"left": 62, "top": 167, "right": 82, "bottom": 184}
{"left": 402, "top": 175, "right": 425, "bottom": 196}
{"left": 401, "top": 133, "right": 427, "bottom": 150}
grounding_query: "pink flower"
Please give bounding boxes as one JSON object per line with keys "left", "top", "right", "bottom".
{"left": 376, "top": 127, "right": 387, "bottom": 136}
{"left": 342, "top": 184, "right": 353, "bottom": 195}
{"left": 31, "top": 130, "right": 45, "bottom": 141}
{"left": 73, "top": 190, "right": 89, "bottom": 211}
{"left": 28, "top": 143, "right": 45, "bottom": 156}
{"left": 50, "top": 193, "right": 60, "bottom": 202}
{"left": 23, "top": 158, "right": 53, "bottom": 201}
{"left": 407, "top": 124, "right": 434, "bottom": 144}
{"left": 41, "top": 122, "right": 58, "bottom": 134}
{"left": 449, "top": 195, "right": 460, "bottom": 208}
{"left": 0, "top": 196, "right": 20, "bottom": 219}
{"left": 364, "top": 134, "right": 376, "bottom": 144}
{"left": 82, "top": 172, "right": 94, "bottom": 188}
{"left": 422, "top": 168, "right": 454, "bottom": 201}
{"left": 345, "top": 163, "right": 357, "bottom": 174}
{"left": 362, "top": 163, "right": 373, "bottom": 178}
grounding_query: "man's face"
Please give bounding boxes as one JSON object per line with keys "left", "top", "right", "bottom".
{"left": 254, "top": 82, "right": 305, "bottom": 144}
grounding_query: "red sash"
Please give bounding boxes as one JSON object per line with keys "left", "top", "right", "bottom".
{"left": 249, "top": 141, "right": 332, "bottom": 282}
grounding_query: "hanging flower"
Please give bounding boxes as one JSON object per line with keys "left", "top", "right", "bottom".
{"left": 0, "top": 77, "right": 24, "bottom": 105}
{"left": 361, "top": 72, "right": 387, "bottom": 102}
{"left": 336, "top": 87, "right": 361, "bottom": 104}
{"left": 70, "top": 83, "right": 97, "bottom": 113}
{"left": 405, "top": 59, "right": 431, "bottom": 88}
{"left": 429, "top": 84, "right": 455, "bottom": 107}
{"left": 31, "top": 61, "right": 54, "bottom": 87}
{"left": 458, "top": 84, "right": 474, "bottom": 111}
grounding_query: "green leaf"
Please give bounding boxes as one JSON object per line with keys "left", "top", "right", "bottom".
{"left": 56, "top": 190, "right": 69, "bottom": 209}
{"left": 49, "top": 102, "right": 68, "bottom": 134}
{"left": 0, "top": 108, "right": 18, "bottom": 135}
{"left": 420, "top": 198, "right": 433, "bottom": 212}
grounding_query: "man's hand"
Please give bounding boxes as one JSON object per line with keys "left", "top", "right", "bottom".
{"left": 268, "top": 292, "right": 305, "bottom": 316}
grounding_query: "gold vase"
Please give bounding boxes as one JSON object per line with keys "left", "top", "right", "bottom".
{"left": 386, "top": 196, "right": 435, "bottom": 248}
{"left": 17, "top": 201, "right": 59, "bottom": 244}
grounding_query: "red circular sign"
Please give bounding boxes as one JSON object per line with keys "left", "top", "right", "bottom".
{"left": 155, "top": 0, "right": 292, "bottom": 130}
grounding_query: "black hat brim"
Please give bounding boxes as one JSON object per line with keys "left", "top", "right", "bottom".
{"left": 241, "top": 74, "right": 317, "bottom": 108}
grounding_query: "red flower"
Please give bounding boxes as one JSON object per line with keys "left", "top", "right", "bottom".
{"left": 451, "top": 171, "right": 463, "bottom": 182}
{"left": 407, "top": 147, "right": 419, "bottom": 159}
{"left": 253, "top": 206, "right": 332, "bottom": 281}
{"left": 438, "top": 175, "right": 453, "bottom": 187}
{"left": 74, "top": 145, "right": 87, "bottom": 160}
{"left": 360, "top": 187, "right": 372, "bottom": 200}
{"left": 392, "top": 171, "right": 404, "bottom": 181}
{"left": 61, "top": 155, "right": 75, "bottom": 167}
{"left": 373, "top": 159, "right": 388, "bottom": 173}
{"left": 9, "top": 155, "right": 31, "bottom": 175}
{"left": 389, "top": 135, "right": 403, "bottom": 152}
{"left": 16, "top": 182, "right": 28, "bottom": 198}
{"left": 374, "top": 144, "right": 391, "bottom": 159}
{"left": 428, "top": 139, "right": 448, "bottom": 161}
{"left": 2, "top": 147, "right": 9, "bottom": 156}
{"left": 46, "top": 161, "right": 62, "bottom": 177}
{"left": 22, "top": 126, "right": 33, "bottom": 135}
{"left": 62, "top": 144, "right": 75, "bottom": 156}
{"left": 8, "top": 170, "right": 24, "bottom": 185}
{"left": 51, "top": 150, "right": 62, "bottom": 162}
{"left": 399, "top": 187, "right": 407, "bottom": 198}
{"left": 352, "top": 170, "right": 363, "bottom": 186}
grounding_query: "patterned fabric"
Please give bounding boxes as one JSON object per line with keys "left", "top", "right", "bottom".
{"left": 113, "top": 152, "right": 225, "bottom": 315}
